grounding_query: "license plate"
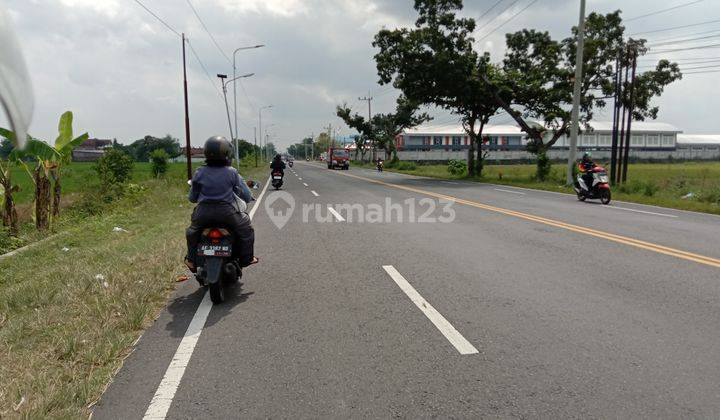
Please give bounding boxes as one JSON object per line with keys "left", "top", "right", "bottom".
{"left": 199, "top": 244, "right": 231, "bottom": 257}
{"left": 273, "top": 176, "right": 282, "bottom": 180}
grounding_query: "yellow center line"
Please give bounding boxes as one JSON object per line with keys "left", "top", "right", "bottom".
{"left": 337, "top": 170, "right": 720, "bottom": 269}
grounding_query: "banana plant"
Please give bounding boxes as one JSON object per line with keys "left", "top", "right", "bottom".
{"left": 50, "top": 112, "right": 89, "bottom": 217}
{"left": 1, "top": 111, "right": 88, "bottom": 231}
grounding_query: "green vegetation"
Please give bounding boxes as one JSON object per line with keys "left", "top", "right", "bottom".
{"left": 150, "top": 149, "right": 169, "bottom": 178}
{"left": 0, "top": 162, "right": 264, "bottom": 417}
{"left": 353, "top": 160, "right": 720, "bottom": 215}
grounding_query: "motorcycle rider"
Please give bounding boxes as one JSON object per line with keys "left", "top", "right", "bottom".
{"left": 270, "top": 153, "right": 286, "bottom": 176}
{"left": 185, "top": 136, "right": 257, "bottom": 272}
{"left": 578, "top": 152, "right": 596, "bottom": 191}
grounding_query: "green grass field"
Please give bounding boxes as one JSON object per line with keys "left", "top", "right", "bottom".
{"left": 354, "top": 160, "right": 720, "bottom": 215}
{"left": 0, "top": 161, "right": 265, "bottom": 417}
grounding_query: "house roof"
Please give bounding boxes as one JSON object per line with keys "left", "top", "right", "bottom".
{"left": 78, "top": 138, "right": 112, "bottom": 149}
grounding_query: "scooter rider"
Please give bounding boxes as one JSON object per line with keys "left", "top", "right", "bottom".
{"left": 578, "top": 152, "right": 596, "bottom": 190}
{"left": 185, "top": 136, "right": 258, "bottom": 272}
{"left": 270, "top": 153, "right": 286, "bottom": 176}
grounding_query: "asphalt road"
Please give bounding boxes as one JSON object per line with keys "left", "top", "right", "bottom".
{"left": 93, "top": 162, "right": 720, "bottom": 419}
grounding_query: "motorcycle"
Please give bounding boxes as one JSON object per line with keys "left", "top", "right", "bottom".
{"left": 288, "top": 160, "right": 294, "bottom": 168}
{"left": 574, "top": 165, "right": 612, "bottom": 205}
{"left": 196, "top": 228, "right": 242, "bottom": 304}
{"left": 271, "top": 170, "right": 284, "bottom": 190}
{"left": 376, "top": 160, "right": 384, "bottom": 172}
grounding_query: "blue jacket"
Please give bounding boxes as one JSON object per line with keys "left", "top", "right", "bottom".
{"left": 189, "top": 165, "right": 254, "bottom": 205}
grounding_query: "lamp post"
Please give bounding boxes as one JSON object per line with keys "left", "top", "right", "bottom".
{"left": 218, "top": 73, "right": 254, "bottom": 168}
{"left": 264, "top": 123, "right": 276, "bottom": 161}
{"left": 232, "top": 44, "right": 264, "bottom": 146}
{"left": 258, "top": 105, "right": 273, "bottom": 165}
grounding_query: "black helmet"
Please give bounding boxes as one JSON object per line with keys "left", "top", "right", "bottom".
{"left": 204, "top": 136, "right": 232, "bottom": 162}
{"left": 274, "top": 154, "right": 282, "bottom": 160}
{"left": 582, "top": 152, "right": 592, "bottom": 160}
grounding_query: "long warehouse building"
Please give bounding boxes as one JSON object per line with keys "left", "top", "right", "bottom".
{"left": 395, "top": 121, "right": 720, "bottom": 161}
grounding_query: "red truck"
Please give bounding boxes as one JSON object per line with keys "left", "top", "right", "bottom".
{"left": 327, "top": 148, "right": 350, "bottom": 170}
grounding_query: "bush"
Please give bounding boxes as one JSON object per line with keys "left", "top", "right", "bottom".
{"left": 395, "top": 161, "right": 417, "bottom": 171}
{"left": 447, "top": 159, "right": 467, "bottom": 175}
{"left": 535, "top": 151, "right": 551, "bottom": 181}
{"left": 698, "top": 188, "right": 720, "bottom": 204}
{"left": 95, "top": 149, "right": 134, "bottom": 190}
{"left": 150, "top": 149, "right": 169, "bottom": 178}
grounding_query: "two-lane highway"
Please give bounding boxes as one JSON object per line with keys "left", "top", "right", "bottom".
{"left": 94, "top": 162, "right": 720, "bottom": 419}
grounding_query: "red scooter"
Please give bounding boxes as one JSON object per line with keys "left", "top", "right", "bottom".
{"left": 574, "top": 165, "right": 611, "bottom": 205}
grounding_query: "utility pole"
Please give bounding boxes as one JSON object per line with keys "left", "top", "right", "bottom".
{"left": 182, "top": 33, "right": 192, "bottom": 180}
{"left": 566, "top": 0, "right": 586, "bottom": 185}
{"left": 359, "top": 94, "right": 373, "bottom": 162}
{"left": 254, "top": 126, "right": 258, "bottom": 167}
{"left": 310, "top": 132, "right": 314, "bottom": 160}
{"left": 610, "top": 53, "right": 622, "bottom": 184}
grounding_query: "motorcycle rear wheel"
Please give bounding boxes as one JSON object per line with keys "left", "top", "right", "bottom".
{"left": 209, "top": 281, "right": 225, "bottom": 304}
{"left": 577, "top": 193, "right": 586, "bottom": 201}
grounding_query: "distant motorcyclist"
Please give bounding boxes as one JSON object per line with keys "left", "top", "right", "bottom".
{"left": 270, "top": 153, "right": 286, "bottom": 175}
{"left": 185, "top": 136, "right": 257, "bottom": 272}
{"left": 578, "top": 152, "right": 596, "bottom": 190}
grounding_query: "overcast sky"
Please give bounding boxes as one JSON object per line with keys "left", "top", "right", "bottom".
{"left": 3, "top": 0, "right": 720, "bottom": 150}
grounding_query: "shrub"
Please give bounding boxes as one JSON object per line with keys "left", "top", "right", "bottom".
{"left": 697, "top": 188, "right": 720, "bottom": 204}
{"left": 535, "top": 151, "right": 551, "bottom": 181}
{"left": 447, "top": 159, "right": 467, "bottom": 175}
{"left": 395, "top": 161, "right": 417, "bottom": 171}
{"left": 95, "top": 149, "right": 134, "bottom": 189}
{"left": 643, "top": 182, "right": 659, "bottom": 197}
{"left": 150, "top": 149, "right": 169, "bottom": 178}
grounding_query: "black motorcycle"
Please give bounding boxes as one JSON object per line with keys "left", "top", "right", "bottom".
{"left": 271, "top": 170, "right": 283, "bottom": 190}
{"left": 196, "top": 228, "right": 241, "bottom": 304}
{"left": 376, "top": 160, "right": 384, "bottom": 172}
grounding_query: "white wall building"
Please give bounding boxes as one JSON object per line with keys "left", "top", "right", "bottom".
{"left": 395, "top": 121, "right": 720, "bottom": 161}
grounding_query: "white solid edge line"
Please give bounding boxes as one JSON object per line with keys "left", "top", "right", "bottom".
{"left": 327, "top": 206, "right": 345, "bottom": 222}
{"left": 311, "top": 191, "right": 319, "bottom": 197}
{"left": 493, "top": 188, "right": 526, "bottom": 195}
{"left": 604, "top": 205, "right": 677, "bottom": 218}
{"left": 143, "top": 176, "right": 271, "bottom": 420}
{"left": 382, "top": 265, "right": 479, "bottom": 355}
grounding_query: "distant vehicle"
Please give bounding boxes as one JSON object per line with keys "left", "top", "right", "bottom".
{"left": 376, "top": 159, "right": 384, "bottom": 172}
{"left": 327, "top": 148, "right": 350, "bottom": 170}
{"left": 574, "top": 165, "right": 611, "bottom": 204}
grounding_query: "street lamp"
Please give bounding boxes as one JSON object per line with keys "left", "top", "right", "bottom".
{"left": 264, "top": 123, "right": 276, "bottom": 162}
{"left": 258, "top": 105, "right": 273, "bottom": 166}
{"left": 218, "top": 72, "right": 254, "bottom": 169}
{"left": 233, "top": 44, "right": 264, "bottom": 147}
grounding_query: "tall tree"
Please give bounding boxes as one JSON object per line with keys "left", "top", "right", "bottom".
{"left": 373, "top": 0, "right": 502, "bottom": 176}
{"left": 336, "top": 104, "right": 374, "bottom": 161}
{"left": 496, "top": 11, "right": 681, "bottom": 179}
{"left": 370, "top": 96, "right": 432, "bottom": 160}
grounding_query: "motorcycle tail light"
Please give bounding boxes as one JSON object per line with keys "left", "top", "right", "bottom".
{"left": 208, "top": 229, "right": 223, "bottom": 239}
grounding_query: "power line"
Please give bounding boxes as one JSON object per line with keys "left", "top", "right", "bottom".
{"left": 639, "top": 56, "right": 720, "bottom": 62}
{"left": 477, "top": 0, "right": 505, "bottom": 22}
{"left": 625, "top": 0, "right": 705, "bottom": 23}
{"left": 132, "top": 0, "right": 181, "bottom": 37}
{"left": 647, "top": 33, "right": 720, "bottom": 47}
{"left": 475, "top": 0, "right": 520, "bottom": 32}
{"left": 186, "top": 39, "right": 235, "bottom": 115}
{"left": 644, "top": 28, "right": 720, "bottom": 44}
{"left": 477, "top": 0, "right": 540, "bottom": 42}
{"left": 682, "top": 69, "right": 720, "bottom": 75}
{"left": 647, "top": 42, "right": 720, "bottom": 54}
{"left": 630, "top": 18, "right": 720, "bottom": 36}
{"left": 185, "top": 0, "right": 232, "bottom": 65}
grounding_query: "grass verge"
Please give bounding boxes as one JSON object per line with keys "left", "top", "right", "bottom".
{"left": 0, "top": 163, "right": 265, "bottom": 417}
{"left": 353, "top": 160, "right": 720, "bottom": 215}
